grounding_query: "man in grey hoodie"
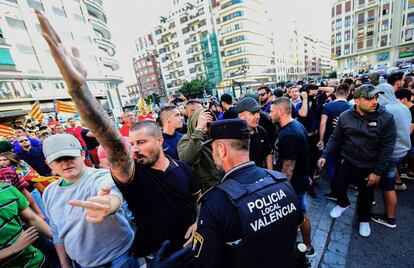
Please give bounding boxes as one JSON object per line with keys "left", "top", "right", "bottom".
{"left": 372, "top": 78, "right": 412, "bottom": 228}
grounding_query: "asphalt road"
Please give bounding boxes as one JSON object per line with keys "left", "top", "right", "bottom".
{"left": 346, "top": 179, "right": 414, "bottom": 268}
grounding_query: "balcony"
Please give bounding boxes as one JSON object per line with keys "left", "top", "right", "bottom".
{"left": 85, "top": 0, "right": 106, "bottom": 21}
{"left": 89, "top": 17, "right": 111, "bottom": 39}
{"left": 94, "top": 37, "right": 116, "bottom": 56}
{"left": 100, "top": 57, "right": 120, "bottom": 71}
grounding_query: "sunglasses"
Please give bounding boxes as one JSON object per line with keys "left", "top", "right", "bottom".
{"left": 259, "top": 93, "right": 267, "bottom": 97}
{"left": 18, "top": 139, "right": 29, "bottom": 143}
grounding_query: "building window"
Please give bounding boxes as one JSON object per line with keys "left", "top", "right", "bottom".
{"left": 357, "top": 41, "right": 364, "bottom": 49}
{"left": 336, "top": 46, "right": 341, "bottom": 57}
{"left": 366, "top": 39, "right": 373, "bottom": 47}
{"left": 405, "top": 29, "right": 413, "bottom": 42}
{"left": 408, "top": 13, "right": 414, "bottom": 25}
{"left": 336, "top": 4, "right": 342, "bottom": 15}
{"left": 222, "top": 11, "right": 243, "bottom": 23}
{"left": 180, "top": 16, "right": 188, "bottom": 23}
{"left": 367, "top": 10, "right": 374, "bottom": 22}
{"left": 336, "top": 19, "right": 342, "bottom": 30}
{"left": 336, "top": 33, "right": 342, "bottom": 42}
{"left": 344, "top": 30, "right": 351, "bottom": 41}
{"left": 26, "top": 0, "right": 44, "bottom": 11}
{"left": 367, "top": 25, "right": 374, "bottom": 36}
{"left": 358, "top": 13, "right": 364, "bottom": 24}
{"left": 0, "top": 48, "right": 15, "bottom": 66}
{"left": 382, "top": 19, "right": 389, "bottom": 31}
{"left": 344, "top": 44, "right": 350, "bottom": 55}
{"left": 52, "top": 6, "right": 66, "bottom": 17}
{"left": 16, "top": 44, "right": 35, "bottom": 54}
{"left": 225, "top": 35, "right": 245, "bottom": 45}
{"left": 331, "top": 7, "right": 335, "bottom": 17}
{"left": 345, "top": 1, "right": 351, "bottom": 12}
{"left": 359, "top": 0, "right": 365, "bottom": 5}
{"left": 5, "top": 17, "right": 27, "bottom": 30}
{"left": 357, "top": 28, "right": 364, "bottom": 39}
{"left": 345, "top": 16, "right": 351, "bottom": 27}
{"left": 383, "top": 3, "right": 390, "bottom": 15}
{"left": 381, "top": 35, "right": 388, "bottom": 46}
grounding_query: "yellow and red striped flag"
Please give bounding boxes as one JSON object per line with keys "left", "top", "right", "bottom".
{"left": 56, "top": 100, "right": 77, "bottom": 114}
{"left": 28, "top": 102, "right": 44, "bottom": 121}
{"left": 0, "top": 124, "right": 15, "bottom": 138}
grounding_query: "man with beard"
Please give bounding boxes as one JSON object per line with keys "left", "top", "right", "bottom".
{"left": 258, "top": 86, "right": 273, "bottom": 113}
{"left": 36, "top": 10, "right": 200, "bottom": 259}
{"left": 318, "top": 85, "right": 396, "bottom": 237}
{"left": 193, "top": 119, "right": 302, "bottom": 267}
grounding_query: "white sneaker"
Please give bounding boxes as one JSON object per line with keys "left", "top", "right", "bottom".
{"left": 400, "top": 173, "right": 414, "bottom": 180}
{"left": 359, "top": 222, "right": 371, "bottom": 237}
{"left": 395, "top": 183, "right": 407, "bottom": 191}
{"left": 330, "top": 205, "right": 350, "bottom": 218}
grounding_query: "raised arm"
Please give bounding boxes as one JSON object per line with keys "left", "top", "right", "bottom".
{"left": 36, "top": 10, "right": 133, "bottom": 183}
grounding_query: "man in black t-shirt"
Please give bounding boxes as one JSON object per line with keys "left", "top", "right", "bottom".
{"left": 270, "top": 97, "right": 315, "bottom": 257}
{"left": 80, "top": 128, "right": 100, "bottom": 167}
{"left": 220, "top": 93, "right": 238, "bottom": 119}
{"left": 236, "top": 97, "right": 273, "bottom": 168}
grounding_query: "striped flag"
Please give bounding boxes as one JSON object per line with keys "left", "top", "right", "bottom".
{"left": 0, "top": 124, "right": 15, "bottom": 138}
{"left": 56, "top": 100, "right": 77, "bottom": 114}
{"left": 28, "top": 102, "right": 44, "bottom": 121}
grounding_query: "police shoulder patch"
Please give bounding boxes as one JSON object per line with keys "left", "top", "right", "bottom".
{"left": 192, "top": 231, "right": 204, "bottom": 258}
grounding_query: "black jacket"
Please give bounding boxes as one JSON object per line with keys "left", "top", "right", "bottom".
{"left": 321, "top": 105, "right": 396, "bottom": 176}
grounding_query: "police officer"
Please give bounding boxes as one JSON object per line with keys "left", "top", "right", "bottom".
{"left": 193, "top": 119, "right": 303, "bottom": 268}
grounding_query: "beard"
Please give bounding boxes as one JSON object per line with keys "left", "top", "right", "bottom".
{"left": 135, "top": 148, "right": 161, "bottom": 166}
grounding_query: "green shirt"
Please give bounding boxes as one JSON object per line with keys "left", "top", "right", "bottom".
{"left": 0, "top": 183, "right": 44, "bottom": 267}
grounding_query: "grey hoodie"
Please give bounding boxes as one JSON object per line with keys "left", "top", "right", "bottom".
{"left": 377, "top": 83, "right": 412, "bottom": 158}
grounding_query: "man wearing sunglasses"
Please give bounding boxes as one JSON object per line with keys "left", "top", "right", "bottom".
{"left": 257, "top": 86, "right": 273, "bottom": 113}
{"left": 17, "top": 136, "right": 51, "bottom": 176}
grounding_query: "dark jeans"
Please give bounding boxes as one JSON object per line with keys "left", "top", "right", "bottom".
{"left": 332, "top": 158, "right": 375, "bottom": 222}
{"left": 307, "top": 133, "right": 320, "bottom": 179}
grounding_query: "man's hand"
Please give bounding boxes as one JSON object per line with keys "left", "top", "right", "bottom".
{"left": 332, "top": 117, "right": 339, "bottom": 127}
{"left": 149, "top": 240, "right": 194, "bottom": 268}
{"left": 68, "top": 187, "right": 112, "bottom": 224}
{"left": 196, "top": 111, "right": 213, "bottom": 130}
{"left": 317, "top": 158, "right": 326, "bottom": 169}
{"left": 300, "top": 91, "right": 308, "bottom": 100}
{"left": 183, "top": 223, "right": 197, "bottom": 248}
{"left": 365, "top": 173, "right": 380, "bottom": 187}
{"left": 317, "top": 140, "right": 324, "bottom": 151}
{"left": 36, "top": 9, "right": 86, "bottom": 90}
{"left": 13, "top": 227, "right": 39, "bottom": 252}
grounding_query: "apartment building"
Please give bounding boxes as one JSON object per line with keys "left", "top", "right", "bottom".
{"left": 213, "top": 0, "right": 276, "bottom": 88}
{"left": 332, "top": 0, "right": 414, "bottom": 76}
{"left": 286, "top": 21, "right": 306, "bottom": 80}
{"left": 0, "top": 0, "right": 123, "bottom": 123}
{"left": 154, "top": 0, "right": 222, "bottom": 94}
{"left": 132, "top": 33, "right": 164, "bottom": 100}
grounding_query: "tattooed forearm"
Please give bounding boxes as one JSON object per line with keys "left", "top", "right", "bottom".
{"left": 69, "top": 85, "right": 134, "bottom": 182}
{"left": 281, "top": 160, "right": 296, "bottom": 180}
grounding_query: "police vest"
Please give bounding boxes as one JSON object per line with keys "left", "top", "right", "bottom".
{"left": 216, "top": 169, "right": 300, "bottom": 268}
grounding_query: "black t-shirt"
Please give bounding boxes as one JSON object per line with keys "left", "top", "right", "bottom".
{"left": 410, "top": 105, "right": 414, "bottom": 147}
{"left": 276, "top": 120, "right": 309, "bottom": 193}
{"left": 80, "top": 129, "right": 99, "bottom": 150}
{"left": 113, "top": 158, "right": 200, "bottom": 257}
{"left": 222, "top": 106, "right": 238, "bottom": 119}
{"left": 259, "top": 111, "right": 277, "bottom": 146}
{"left": 321, "top": 100, "right": 351, "bottom": 143}
{"left": 250, "top": 126, "right": 272, "bottom": 167}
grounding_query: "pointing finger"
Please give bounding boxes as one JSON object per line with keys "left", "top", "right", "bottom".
{"left": 35, "top": 9, "right": 62, "bottom": 44}
{"left": 68, "top": 200, "right": 109, "bottom": 210}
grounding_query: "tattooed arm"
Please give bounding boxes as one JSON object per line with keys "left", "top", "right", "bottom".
{"left": 36, "top": 10, "right": 133, "bottom": 183}
{"left": 281, "top": 160, "right": 296, "bottom": 180}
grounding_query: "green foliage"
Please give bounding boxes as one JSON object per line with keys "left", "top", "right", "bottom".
{"left": 179, "top": 79, "right": 210, "bottom": 98}
{"left": 329, "top": 71, "right": 337, "bottom": 79}
{"left": 145, "top": 92, "right": 160, "bottom": 105}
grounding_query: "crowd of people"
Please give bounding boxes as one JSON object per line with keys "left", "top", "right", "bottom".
{"left": 1, "top": 10, "right": 413, "bottom": 268}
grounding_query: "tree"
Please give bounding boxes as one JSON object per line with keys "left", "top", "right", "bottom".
{"left": 145, "top": 92, "right": 160, "bottom": 105}
{"left": 329, "top": 71, "right": 337, "bottom": 79}
{"left": 179, "top": 79, "right": 208, "bottom": 99}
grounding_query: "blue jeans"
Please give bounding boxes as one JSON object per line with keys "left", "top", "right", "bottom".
{"left": 31, "top": 188, "right": 50, "bottom": 224}
{"left": 75, "top": 251, "right": 141, "bottom": 268}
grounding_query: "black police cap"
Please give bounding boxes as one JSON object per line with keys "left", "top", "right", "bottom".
{"left": 202, "top": 119, "right": 250, "bottom": 146}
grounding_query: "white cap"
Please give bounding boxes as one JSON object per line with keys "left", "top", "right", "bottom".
{"left": 42, "top": 134, "right": 82, "bottom": 163}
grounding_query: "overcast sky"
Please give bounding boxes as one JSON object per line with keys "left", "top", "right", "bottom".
{"left": 105, "top": 0, "right": 334, "bottom": 84}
